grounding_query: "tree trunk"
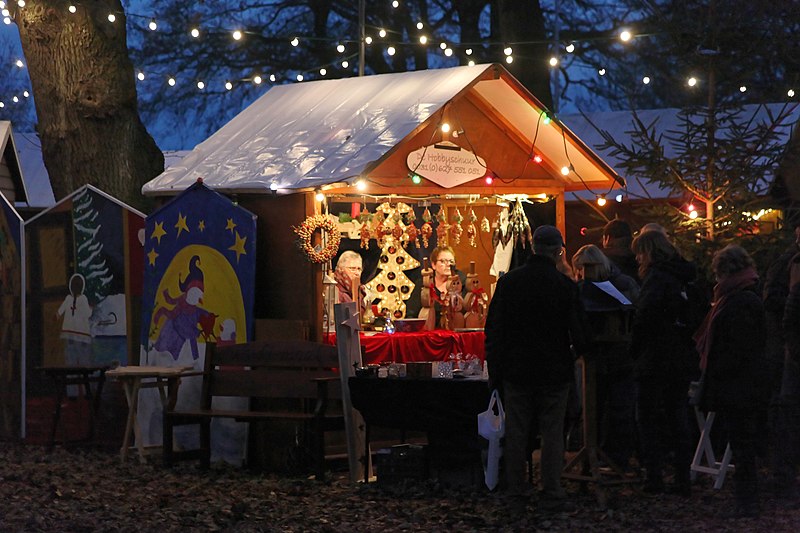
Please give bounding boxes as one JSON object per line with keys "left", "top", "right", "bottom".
{"left": 496, "top": 0, "right": 552, "bottom": 109}
{"left": 14, "top": 0, "right": 163, "bottom": 208}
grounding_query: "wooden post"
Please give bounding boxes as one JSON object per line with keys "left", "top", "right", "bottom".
{"left": 334, "top": 302, "right": 368, "bottom": 483}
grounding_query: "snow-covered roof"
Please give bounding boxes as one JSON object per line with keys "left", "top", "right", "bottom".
{"left": 561, "top": 103, "right": 800, "bottom": 201}
{"left": 142, "top": 64, "right": 621, "bottom": 196}
{"left": 1, "top": 125, "right": 55, "bottom": 209}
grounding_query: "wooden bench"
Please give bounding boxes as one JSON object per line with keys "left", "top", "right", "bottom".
{"left": 162, "top": 340, "right": 343, "bottom": 479}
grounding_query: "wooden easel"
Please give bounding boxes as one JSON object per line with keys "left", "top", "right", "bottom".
{"left": 562, "top": 356, "right": 639, "bottom": 506}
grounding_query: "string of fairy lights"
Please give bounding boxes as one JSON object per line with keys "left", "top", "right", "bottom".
{"left": 3, "top": 0, "right": 796, "bottom": 112}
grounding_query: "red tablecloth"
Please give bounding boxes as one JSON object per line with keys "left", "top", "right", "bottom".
{"left": 325, "top": 330, "right": 485, "bottom": 365}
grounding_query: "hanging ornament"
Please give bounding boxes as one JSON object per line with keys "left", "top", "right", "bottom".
{"left": 406, "top": 222, "right": 419, "bottom": 248}
{"left": 450, "top": 207, "right": 464, "bottom": 245}
{"left": 466, "top": 208, "right": 478, "bottom": 247}
{"left": 509, "top": 199, "right": 533, "bottom": 248}
{"left": 405, "top": 209, "right": 416, "bottom": 224}
{"left": 420, "top": 207, "right": 433, "bottom": 248}
{"left": 480, "top": 214, "right": 491, "bottom": 234}
{"left": 436, "top": 206, "right": 449, "bottom": 247}
{"left": 360, "top": 223, "right": 371, "bottom": 250}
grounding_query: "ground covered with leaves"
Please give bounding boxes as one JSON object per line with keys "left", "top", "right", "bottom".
{"left": 1, "top": 443, "right": 799, "bottom": 532}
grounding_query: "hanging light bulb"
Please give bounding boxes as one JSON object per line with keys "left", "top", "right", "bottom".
{"left": 232, "top": 30, "right": 243, "bottom": 41}
{"left": 379, "top": 28, "right": 387, "bottom": 38}
{"left": 387, "top": 46, "right": 396, "bottom": 56}
{"left": 315, "top": 190, "right": 325, "bottom": 202}
{"left": 549, "top": 57, "right": 558, "bottom": 67}
{"left": 148, "top": 19, "right": 157, "bottom": 31}
{"left": 598, "top": 68, "right": 606, "bottom": 76}
{"left": 419, "top": 35, "right": 428, "bottom": 44}
{"left": 788, "top": 89, "right": 795, "bottom": 98}
{"left": 619, "top": 30, "right": 632, "bottom": 42}
{"left": 416, "top": 22, "right": 424, "bottom": 30}
{"left": 68, "top": 5, "right": 76, "bottom": 13}
{"left": 596, "top": 195, "right": 607, "bottom": 206}
{"left": 739, "top": 85, "right": 747, "bottom": 93}
{"left": 296, "top": 74, "right": 304, "bottom": 81}
{"left": 15, "top": 59, "right": 23, "bottom": 68}
{"left": 365, "top": 36, "right": 372, "bottom": 44}
{"left": 270, "top": 181, "right": 279, "bottom": 192}
{"left": 533, "top": 154, "right": 543, "bottom": 164}
{"left": 0, "top": 102, "right": 4, "bottom": 108}
{"left": 341, "top": 61, "right": 349, "bottom": 68}
{"left": 484, "top": 173, "right": 494, "bottom": 185}
{"left": 355, "top": 179, "right": 367, "bottom": 191}
{"left": 542, "top": 111, "right": 551, "bottom": 125}
{"left": 689, "top": 210, "right": 699, "bottom": 219}
{"left": 687, "top": 77, "right": 698, "bottom": 87}
{"left": 137, "top": 71, "right": 145, "bottom": 81}
{"left": 319, "top": 68, "right": 327, "bottom": 76}
{"left": 196, "top": 81, "right": 205, "bottom": 89}
{"left": 615, "top": 194, "right": 623, "bottom": 203}
{"left": 642, "top": 76, "right": 651, "bottom": 84}
{"left": 392, "top": 0, "right": 399, "bottom": 7}
{"left": 445, "top": 48, "right": 453, "bottom": 57}
{"left": 291, "top": 37, "right": 299, "bottom": 46}
{"left": 410, "top": 173, "right": 422, "bottom": 185}
{"left": 441, "top": 123, "right": 451, "bottom": 133}
{"left": 337, "top": 43, "right": 345, "bottom": 53}
{"left": 190, "top": 28, "right": 200, "bottom": 38}
{"left": 225, "top": 81, "right": 233, "bottom": 91}
{"left": 439, "top": 42, "right": 447, "bottom": 50}
{"left": 269, "top": 74, "right": 276, "bottom": 82}
{"left": 12, "top": 96, "right": 18, "bottom": 103}
{"left": 17, "top": 0, "right": 24, "bottom": 7}
{"left": 168, "top": 77, "right": 176, "bottom": 86}
{"left": 468, "top": 60, "right": 475, "bottom": 66}
{"left": 22, "top": 90, "right": 28, "bottom": 97}
{"left": 253, "top": 75, "right": 262, "bottom": 84}
{"left": 560, "top": 165, "right": 570, "bottom": 176}
{"left": 465, "top": 48, "right": 473, "bottom": 56}
{"left": 107, "top": 13, "right": 116, "bottom": 22}
{"left": 506, "top": 56, "right": 513, "bottom": 64}
{"left": 503, "top": 46, "right": 513, "bottom": 56}
{"left": 565, "top": 43, "right": 575, "bottom": 53}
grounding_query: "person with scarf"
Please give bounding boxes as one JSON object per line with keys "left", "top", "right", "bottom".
{"left": 333, "top": 250, "right": 367, "bottom": 304}
{"left": 694, "top": 244, "right": 767, "bottom": 518}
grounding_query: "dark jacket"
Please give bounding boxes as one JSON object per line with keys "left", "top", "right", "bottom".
{"left": 485, "top": 254, "right": 589, "bottom": 388}
{"left": 629, "top": 255, "right": 698, "bottom": 379}
{"left": 603, "top": 245, "right": 640, "bottom": 284}
{"left": 705, "top": 285, "right": 768, "bottom": 410}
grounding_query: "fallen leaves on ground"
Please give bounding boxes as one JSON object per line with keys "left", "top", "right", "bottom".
{"left": 0, "top": 443, "right": 798, "bottom": 532}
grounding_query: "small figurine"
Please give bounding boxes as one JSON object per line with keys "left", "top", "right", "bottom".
{"left": 464, "top": 261, "right": 489, "bottom": 328}
{"left": 444, "top": 265, "right": 466, "bottom": 330}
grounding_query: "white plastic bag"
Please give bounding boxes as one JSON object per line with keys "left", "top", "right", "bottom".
{"left": 477, "top": 389, "right": 505, "bottom": 490}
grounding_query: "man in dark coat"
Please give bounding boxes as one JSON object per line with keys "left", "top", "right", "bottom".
{"left": 485, "top": 225, "right": 589, "bottom": 505}
{"left": 602, "top": 219, "right": 639, "bottom": 283}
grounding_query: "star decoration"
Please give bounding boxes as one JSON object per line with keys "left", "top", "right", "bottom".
{"left": 226, "top": 218, "right": 237, "bottom": 232}
{"left": 341, "top": 311, "right": 362, "bottom": 332}
{"left": 175, "top": 213, "right": 189, "bottom": 237}
{"left": 198, "top": 220, "right": 205, "bottom": 232}
{"left": 147, "top": 248, "right": 158, "bottom": 266}
{"left": 151, "top": 221, "right": 167, "bottom": 245}
{"left": 228, "top": 231, "right": 247, "bottom": 262}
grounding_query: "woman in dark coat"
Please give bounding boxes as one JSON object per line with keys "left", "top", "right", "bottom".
{"left": 695, "top": 244, "right": 767, "bottom": 518}
{"left": 630, "top": 231, "right": 700, "bottom": 495}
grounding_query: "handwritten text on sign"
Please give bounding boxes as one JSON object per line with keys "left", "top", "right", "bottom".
{"left": 406, "top": 143, "right": 487, "bottom": 188}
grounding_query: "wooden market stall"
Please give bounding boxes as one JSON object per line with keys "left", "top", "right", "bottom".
{"left": 142, "top": 63, "right": 623, "bottom": 343}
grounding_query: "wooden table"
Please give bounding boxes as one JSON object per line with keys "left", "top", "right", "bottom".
{"left": 105, "top": 366, "right": 197, "bottom": 463}
{"left": 37, "top": 365, "right": 110, "bottom": 451}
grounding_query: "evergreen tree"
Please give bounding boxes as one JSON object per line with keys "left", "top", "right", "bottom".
{"left": 72, "top": 188, "right": 112, "bottom": 305}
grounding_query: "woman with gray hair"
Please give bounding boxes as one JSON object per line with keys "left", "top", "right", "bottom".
{"left": 694, "top": 244, "right": 767, "bottom": 518}
{"left": 334, "top": 250, "right": 366, "bottom": 304}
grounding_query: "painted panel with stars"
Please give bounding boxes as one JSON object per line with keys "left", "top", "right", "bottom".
{"left": 141, "top": 181, "right": 257, "bottom": 358}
